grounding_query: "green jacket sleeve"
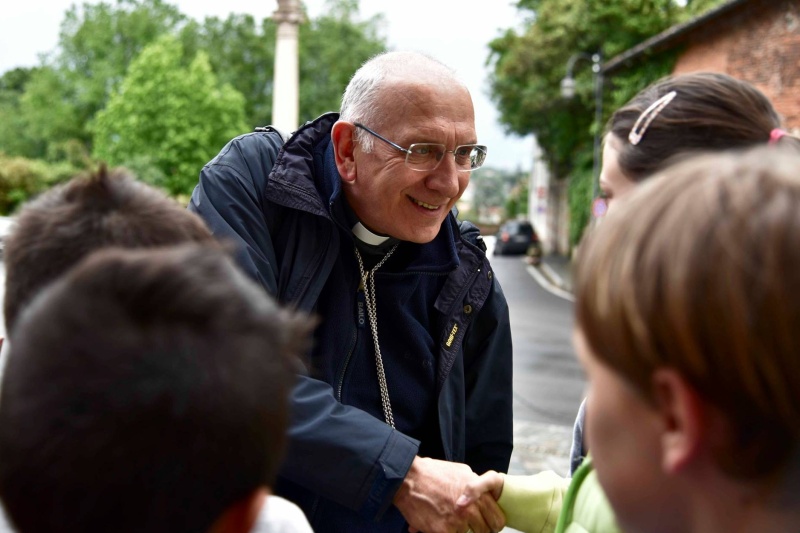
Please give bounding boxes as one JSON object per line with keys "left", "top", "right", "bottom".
{"left": 554, "top": 457, "right": 621, "bottom": 533}
{"left": 497, "top": 471, "right": 570, "bottom": 533}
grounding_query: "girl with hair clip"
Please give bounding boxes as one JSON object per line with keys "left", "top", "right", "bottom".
{"left": 574, "top": 71, "right": 799, "bottom": 474}
{"left": 599, "top": 71, "right": 800, "bottom": 212}
{"left": 457, "top": 72, "right": 799, "bottom": 533}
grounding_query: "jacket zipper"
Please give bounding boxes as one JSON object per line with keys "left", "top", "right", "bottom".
{"left": 336, "top": 326, "right": 358, "bottom": 401}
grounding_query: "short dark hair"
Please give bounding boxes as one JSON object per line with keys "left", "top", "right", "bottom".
{"left": 608, "top": 72, "right": 800, "bottom": 181}
{"left": 0, "top": 245, "right": 313, "bottom": 533}
{"left": 3, "top": 165, "right": 215, "bottom": 333}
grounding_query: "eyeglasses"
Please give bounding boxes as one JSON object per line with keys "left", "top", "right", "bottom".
{"left": 354, "top": 123, "right": 487, "bottom": 172}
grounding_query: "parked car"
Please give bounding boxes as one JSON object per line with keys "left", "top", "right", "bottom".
{"left": 493, "top": 220, "right": 541, "bottom": 260}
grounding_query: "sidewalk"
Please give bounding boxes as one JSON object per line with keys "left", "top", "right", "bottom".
{"left": 513, "top": 253, "right": 576, "bottom": 479}
{"left": 538, "top": 254, "right": 573, "bottom": 294}
{"left": 509, "top": 420, "right": 573, "bottom": 477}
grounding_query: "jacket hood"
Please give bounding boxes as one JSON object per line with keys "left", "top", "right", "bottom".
{"left": 265, "top": 112, "right": 340, "bottom": 217}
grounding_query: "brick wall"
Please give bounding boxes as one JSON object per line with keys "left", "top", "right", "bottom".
{"left": 672, "top": 0, "right": 800, "bottom": 133}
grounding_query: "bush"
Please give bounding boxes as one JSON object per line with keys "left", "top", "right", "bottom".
{"left": 0, "top": 154, "right": 81, "bottom": 215}
{"left": 567, "top": 151, "right": 594, "bottom": 247}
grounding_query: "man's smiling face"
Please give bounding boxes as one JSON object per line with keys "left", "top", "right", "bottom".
{"left": 343, "top": 80, "right": 476, "bottom": 243}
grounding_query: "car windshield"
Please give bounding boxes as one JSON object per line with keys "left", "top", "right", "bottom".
{"left": 504, "top": 222, "right": 533, "bottom": 236}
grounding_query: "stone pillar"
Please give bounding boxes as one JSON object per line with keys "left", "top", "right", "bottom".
{"left": 272, "top": 0, "right": 303, "bottom": 132}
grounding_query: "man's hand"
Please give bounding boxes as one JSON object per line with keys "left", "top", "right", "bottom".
{"left": 456, "top": 470, "right": 505, "bottom": 506}
{"left": 393, "top": 457, "right": 506, "bottom": 533}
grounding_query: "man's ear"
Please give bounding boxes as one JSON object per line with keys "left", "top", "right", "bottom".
{"left": 208, "top": 487, "right": 268, "bottom": 533}
{"left": 331, "top": 121, "right": 358, "bottom": 183}
{"left": 651, "top": 368, "right": 707, "bottom": 475}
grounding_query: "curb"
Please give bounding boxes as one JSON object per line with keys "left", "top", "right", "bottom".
{"left": 526, "top": 264, "right": 575, "bottom": 302}
{"left": 539, "top": 261, "right": 572, "bottom": 293}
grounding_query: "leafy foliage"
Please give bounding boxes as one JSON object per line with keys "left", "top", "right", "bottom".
{"left": 0, "top": 0, "right": 387, "bottom": 198}
{"left": 566, "top": 150, "right": 593, "bottom": 247}
{"left": 93, "top": 36, "right": 247, "bottom": 195}
{"left": 180, "top": 14, "right": 277, "bottom": 127}
{"left": 0, "top": 68, "right": 42, "bottom": 159}
{"left": 298, "top": 0, "right": 386, "bottom": 122}
{"left": 52, "top": 0, "right": 186, "bottom": 148}
{"left": 0, "top": 155, "right": 80, "bottom": 215}
{"left": 488, "top": 0, "right": 726, "bottom": 244}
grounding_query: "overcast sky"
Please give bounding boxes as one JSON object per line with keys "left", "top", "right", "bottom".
{"left": 0, "top": 0, "right": 533, "bottom": 171}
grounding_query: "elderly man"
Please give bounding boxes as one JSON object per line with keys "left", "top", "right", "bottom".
{"left": 190, "top": 51, "right": 513, "bottom": 533}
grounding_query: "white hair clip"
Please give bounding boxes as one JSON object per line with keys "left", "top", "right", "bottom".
{"left": 628, "top": 90, "right": 677, "bottom": 146}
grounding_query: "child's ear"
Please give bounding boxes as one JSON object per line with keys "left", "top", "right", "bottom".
{"left": 331, "top": 121, "right": 358, "bottom": 183}
{"left": 651, "top": 368, "right": 706, "bottom": 474}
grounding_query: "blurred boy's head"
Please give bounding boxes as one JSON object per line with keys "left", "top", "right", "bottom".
{"left": 3, "top": 165, "right": 214, "bottom": 334}
{"left": 0, "top": 245, "right": 313, "bottom": 533}
{"left": 575, "top": 147, "right": 800, "bottom": 532}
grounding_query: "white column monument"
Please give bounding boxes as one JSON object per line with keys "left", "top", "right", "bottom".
{"left": 271, "top": 0, "right": 303, "bottom": 133}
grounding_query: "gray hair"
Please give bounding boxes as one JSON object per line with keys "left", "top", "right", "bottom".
{"left": 339, "top": 51, "right": 466, "bottom": 152}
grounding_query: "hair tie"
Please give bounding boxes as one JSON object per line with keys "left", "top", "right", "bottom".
{"left": 628, "top": 91, "right": 678, "bottom": 146}
{"left": 769, "top": 129, "right": 787, "bottom": 144}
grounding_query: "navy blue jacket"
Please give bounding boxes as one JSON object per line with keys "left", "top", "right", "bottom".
{"left": 189, "top": 113, "right": 513, "bottom": 531}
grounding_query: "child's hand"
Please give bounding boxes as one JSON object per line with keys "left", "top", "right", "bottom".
{"left": 456, "top": 470, "right": 505, "bottom": 507}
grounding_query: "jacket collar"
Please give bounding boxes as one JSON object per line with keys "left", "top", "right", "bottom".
{"left": 265, "top": 112, "right": 340, "bottom": 217}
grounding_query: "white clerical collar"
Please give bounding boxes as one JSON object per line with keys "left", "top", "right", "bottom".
{"left": 352, "top": 222, "right": 391, "bottom": 246}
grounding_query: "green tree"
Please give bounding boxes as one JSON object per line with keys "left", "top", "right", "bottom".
{"left": 0, "top": 67, "right": 42, "bottom": 158}
{"left": 182, "top": 0, "right": 387, "bottom": 126}
{"left": 298, "top": 0, "right": 386, "bottom": 122}
{"left": 2, "top": 0, "right": 386, "bottom": 178}
{"left": 93, "top": 35, "right": 247, "bottom": 195}
{"left": 180, "top": 14, "right": 276, "bottom": 127}
{"left": 1, "top": 0, "right": 185, "bottom": 160}
{"left": 489, "top": 0, "right": 685, "bottom": 172}
{"left": 488, "top": 0, "right": 724, "bottom": 244}
{"left": 16, "top": 67, "right": 85, "bottom": 158}
{"left": 56, "top": 0, "right": 186, "bottom": 142}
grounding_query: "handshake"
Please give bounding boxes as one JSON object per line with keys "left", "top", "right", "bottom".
{"left": 392, "top": 457, "right": 508, "bottom": 533}
{"left": 394, "top": 456, "right": 603, "bottom": 533}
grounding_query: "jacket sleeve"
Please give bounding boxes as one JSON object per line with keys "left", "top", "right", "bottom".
{"left": 498, "top": 472, "right": 570, "bottom": 533}
{"left": 463, "top": 274, "right": 514, "bottom": 474}
{"left": 188, "top": 133, "right": 420, "bottom": 518}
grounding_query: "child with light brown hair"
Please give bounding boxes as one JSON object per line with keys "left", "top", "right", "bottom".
{"left": 461, "top": 146, "right": 800, "bottom": 532}
{"left": 573, "top": 146, "right": 800, "bottom": 532}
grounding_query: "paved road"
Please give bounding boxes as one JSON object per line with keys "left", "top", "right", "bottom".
{"left": 485, "top": 237, "right": 585, "bottom": 478}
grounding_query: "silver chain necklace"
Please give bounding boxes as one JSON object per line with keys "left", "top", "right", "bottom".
{"left": 354, "top": 243, "right": 399, "bottom": 428}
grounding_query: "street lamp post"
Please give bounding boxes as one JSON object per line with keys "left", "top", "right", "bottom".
{"left": 560, "top": 52, "right": 603, "bottom": 200}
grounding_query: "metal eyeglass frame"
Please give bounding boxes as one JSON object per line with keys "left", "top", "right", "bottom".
{"left": 353, "top": 123, "right": 487, "bottom": 172}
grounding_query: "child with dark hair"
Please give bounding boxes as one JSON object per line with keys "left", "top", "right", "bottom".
{"left": 3, "top": 165, "right": 215, "bottom": 335}
{"left": 0, "top": 245, "right": 315, "bottom": 533}
{"left": 0, "top": 167, "right": 315, "bottom": 532}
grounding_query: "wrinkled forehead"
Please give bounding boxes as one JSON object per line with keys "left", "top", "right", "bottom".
{"left": 374, "top": 79, "right": 477, "bottom": 140}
